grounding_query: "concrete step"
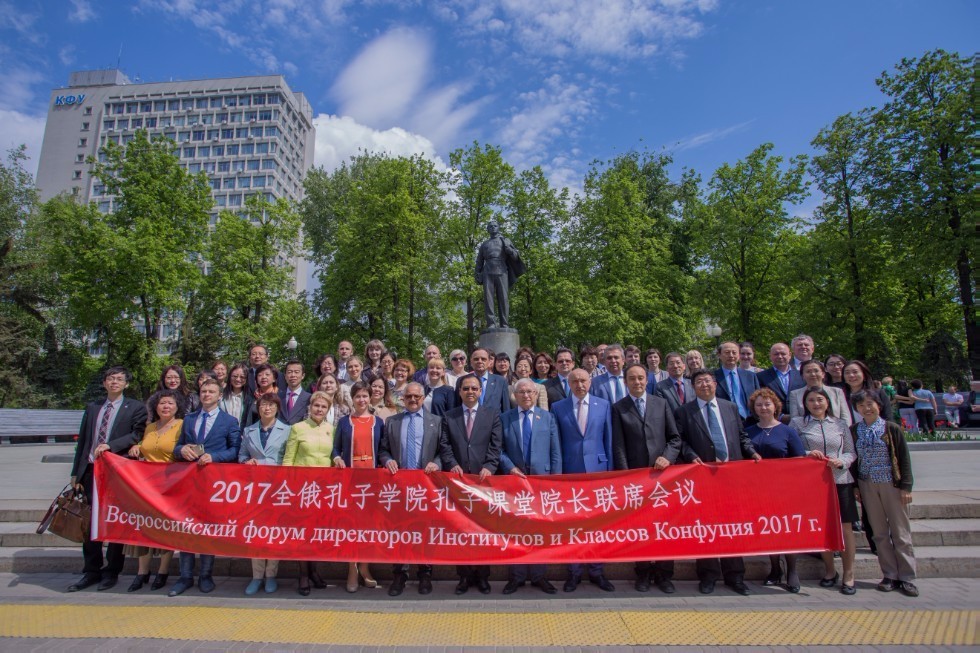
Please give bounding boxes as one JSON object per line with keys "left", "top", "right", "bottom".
{"left": 1, "top": 545, "right": 976, "bottom": 580}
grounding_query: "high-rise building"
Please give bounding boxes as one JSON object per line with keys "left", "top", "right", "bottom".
{"left": 36, "top": 69, "right": 315, "bottom": 291}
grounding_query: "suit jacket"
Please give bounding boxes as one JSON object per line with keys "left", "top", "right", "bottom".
{"left": 332, "top": 413, "right": 385, "bottom": 467}
{"left": 378, "top": 410, "right": 442, "bottom": 470}
{"left": 788, "top": 385, "right": 853, "bottom": 426}
{"left": 280, "top": 388, "right": 312, "bottom": 426}
{"left": 173, "top": 408, "right": 242, "bottom": 463}
{"left": 499, "top": 406, "right": 562, "bottom": 475}
{"left": 591, "top": 371, "right": 628, "bottom": 405}
{"left": 439, "top": 405, "right": 502, "bottom": 475}
{"left": 71, "top": 397, "right": 148, "bottom": 478}
{"left": 674, "top": 397, "right": 757, "bottom": 463}
{"left": 552, "top": 394, "right": 612, "bottom": 474}
{"left": 714, "top": 367, "right": 761, "bottom": 414}
{"left": 756, "top": 367, "right": 805, "bottom": 414}
{"left": 246, "top": 367, "right": 287, "bottom": 395}
{"left": 544, "top": 375, "right": 569, "bottom": 407}
{"left": 427, "top": 385, "right": 456, "bottom": 417}
{"left": 653, "top": 377, "right": 695, "bottom": 414}
{"left": 238, "top": 419, "right": 290, "bottom": 464}
{"left": 455, "top": 372, "right": 512, "bottom": 414}
{"left": 611, "top": 393, "right": 681, "bottom": 470}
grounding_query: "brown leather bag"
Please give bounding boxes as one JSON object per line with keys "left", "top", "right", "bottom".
{"left": 37, "top": 484, "right": 91, "bottom": 544}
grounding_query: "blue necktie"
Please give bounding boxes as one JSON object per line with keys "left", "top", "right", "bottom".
{"left": 611, "top": 376, "right": 620, "bottom": 401}
{"left": 197, "top": 412, "right": 209, "bottom": 444}
{"left": 729, "top": 370, "right": 748, "bottom": 418}
{"left": 562, "top": 377, "right": 569, "bottom": 397}
{"left": 521, "top": 410, "right": 533, "bottom": 465}
{"left": 635, "top": 396, "right": 645, "bottom": 418}
{"left": 779, "top": 371, "right": 789, "bottom": 395}
{"left": 479, "top": 375, "right": 487, "bottom": 405}
{"left": 405, "top": 412, "right": 419, "bottom": 469}
{"left": 705, "top": 402, "right": 729, "bottom": 461}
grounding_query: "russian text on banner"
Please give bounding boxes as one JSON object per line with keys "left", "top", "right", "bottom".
{"left": 94, "top": 455, "right": 842, "bottom": 564}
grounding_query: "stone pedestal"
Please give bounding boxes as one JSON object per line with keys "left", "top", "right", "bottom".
{"left": 478, "top": 328, "right": 520, "bottom": 362}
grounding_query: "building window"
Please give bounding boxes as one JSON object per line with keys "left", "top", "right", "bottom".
{"left": 265, "top": 126, "right": 279, "bottom": 137}
{"left": 259, "top": 110, "right": 272, "bottom": 121}
{"left": 222, "top": 178, "right": 235, "bottom": 189}
{"left": 253, "top": 94, "right": 266, "bottom": 105}
{"left": 213, "top": 145, "right": 224, "bottom": 157}
{"left": 239, "top": 95, "right": 251, "bottom": 107}
{"left": 93, "top": 184, "right": 104, "bottom": 196}
{"left": 232, "top": 160, "right": 245, "bottom": 172}
{"left": 188, "top": 163, "right": 201, "bottom": 173}
{"left": 177, "top": 132, "right": 190, "bottom": 142}
{"left": 218, "top": 161, "right": 230, "bottom": 173}
{"left": 245, "top": 111, "right": 257, "bottom": 121}
{"left": 226, "top": 144, "right": 239, "bottom": 156}
{"left": 113, "top": 104, "right": 124, "bottom": 115}
{"left": 197, "top": 146, "right": 210, "bottom": 157}
{"left": 217, "top": 113, "right": 228, "bottom": 123}
{"left": 122, "top": 134, "right": 134, "bottom": 144}
{"left": 253, "top": 175, "right": 265, "bottom": 187}
{"left": 225, "top": 96, "right": 237, "bottom": 108}
{"left": 201, "top": 114, "right": 213, "bottom": 125}
{"left": 73, "top": 170, "right": 82, "bottom": 179}
{"left": 76, "top": 153, "right": 85, "bottom": 163}
{"left": 141, "top": 102, "right": 152, "bottom": 113}
{"left": 154, "top": 100, "right": 167, "bottom": 111}
{"left": 228, "top": 194, "right": 242, "bottom": 206}
{"left": 188, "top": 115, "right": 199, "bottom": 126}
{"left": 99, "top": 201, "right": 111, "bottom": 212}
{"left": 84, "top": 106, "right": 92, "bottom": 115}
{"left": 238, "top": 177, "right": 251, "bottom": 189}
{"left": 78, "top": 138, "right": 87, "bottom": 147}
{"left": 160, "top": 117, "right": 172, "bottom": 128}
{"left": 241, "top": 143, "right": 254, "bottom": 155}
{"left": 163, "top": 131, "right": 176, "bottom": 141}
{"left": 168, "top": 99, "right": 180, "bottom": 111}
{"left": 268, "top": 94, "right": 280, "bottom": 105}
{"left": 196, "top": 98, "right": 208, "bottom": 109}
{"left": 174, "top": 116, "right": 185, "bottom": 127}
{"left": 210, "top": 97, "right": 222, "bottom": 108}
{"left": 215, "top": 195, "right": 226, "bottom": 207}
{"left": 262, "top": 159, "right": 276, "bottom": 170}
{"left": 146, "top": 117, "right": 157, "bottom": 128}
{"left": 247, "top": 159, "right": 260, "bottom": 171}
{"left": 182, "top": 99, "right": 194, "bottom": 110}
{"left": 81, "top": 122, "right": 90, "bottom": 131}
{"left": 230, "top": 113, "right": 242, "bottom": 123}
{"left": 222, "top": 129, "right": 234, "bottom": 139}
{"left": 103, "top": 119, "right": 114, "bottom": 130}
{"left": 183, "top": 147, "right": 195, "bottom": 158}
{"left": 117, "top": 119, "right": 129, "bottom": 130}
{"left": 256, "top": 142, "right": 269, "bottom": 154}
{"left": 192, "top": 130, "right": 205, "bottom": 141}
{"left": 204, "top": 162, "right": 215, "bottom": 174}
{"left": 132, "top": 118, "right": 142, "bottom": 128}
{"left": 236, "top": 128, "right": 248, "bottom": 138}
{"left": 126, "top": 102, "right": 138, "bottom": 114}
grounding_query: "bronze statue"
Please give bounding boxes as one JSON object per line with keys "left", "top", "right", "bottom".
{"left": 475, "top": 221, "right": 525, "bottom": 329}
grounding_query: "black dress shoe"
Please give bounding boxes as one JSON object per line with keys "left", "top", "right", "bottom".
{"left": 388, "top": 574, "right": 407, "bottom": 597}
{"left": 877, "top": 578, "right": 898, "bottom": 592}
{"left": 297, "top": 581, "right": 311, "bottom": 597}
{"left": 476, "top": 579, "right": 492, "bottom": 594}
{"left": 819, "top": 572, "right": 839, "bottom": 588}
{"left": 655, "top": 579, "right": 676, "bottom": 594}
{"left": 308, "top": 570, "right": 327, "bottom": 589}
{"left": 698, "top": 580, "right": 715, "bottom": 594}
{"left": 454, "top": 579, "right": 470, "bottom": 595}
{"left": 590, "top": 575, "right": 615, "bottom": 592}
{"left": 840, "top": 583, "right": 856, "bottom": 596}
{"left": 532, "top": 579, "right": 557, "bottom": 594}
{"left": 417, "top": 575, "right": 433, "bottom": 595}
{"left": 898, "top": 581, "right": 919, "bottom": 597}
{"left": 634, "top": 575, "right": 651, "bottom": 592}
{"left": 97, "top": 576, "right": 118, "bottom": 591}
{"left": 728, "top": 581, "right": 751, "bottom": 596}
{"left": 127, "top": 574, "right": 149, "bottom": 592}
{"left": 150, "top": 574, "right": 168, "bottom": 591}
{"left": 67, "top": 574, "right": 100, "bottom": 592}
{"left": 563, "top": 577, "right": 580, "bottom": 593}
{"left": 502, "top": 580, "right": 523, "bottom": 595}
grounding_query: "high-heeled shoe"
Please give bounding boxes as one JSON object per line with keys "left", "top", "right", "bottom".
{"left": 127, "top": 574, "right": 149, "bottom": 592}
{"left": 150, "top": 573, "right": 168, "bottom": 591}
{"left": 347, "top": 565, "right": 359, "bottom": 593}
{"left": 763, "top": 561, "right": 783, "bottom": 586}
{"left": 819, "top": 571, "right": 840, "bottom": 588}
{"left": 308, "top": 569, "right": 326, "bottom": 589}
{"left": 297, "top": 579, "right": 311, "bottom": 596}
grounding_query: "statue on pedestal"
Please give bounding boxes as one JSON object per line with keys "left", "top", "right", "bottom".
{"left": 475, "top": 221, "right": 525, "bottom": 329}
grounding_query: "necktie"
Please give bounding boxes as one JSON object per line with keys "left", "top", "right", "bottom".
{"left": 729, "top": 370, "right": 747, "bottom": 418}
{"left": 465, "top": 408, "right": 474, "bottom": 439}
{"left": 561, "top": 377, "right": 569, "bottom": 397}
{"left": 197, "top": 411, "right": 209, "bottom": 444}
{"left": 521, "top": 410, "right": 533, "bottom": 463}
{"left": 287, "top": 392, "right": 296, "bottom": 413}
{"left": 97, "top": 402, "right": 114, "bottom": 447}
{"left": 479, "top": 376, "right": 487, "bottom": 405}
{"left": 612, "top": 376, "right": 621, "bottom": 401}
{"left": 779, "top": 371, "right": 788, "bottom": 395}
{"left": 705, "top": 402, "right": 729, "bottom": 462}
{"left": 576, "top": 399, "right": 587, "bottom": 433}
{"left": 260, "top": 427, "right": 271, "bottom": 449}
{"left": 405, "top": 413, "right": 419, "bottom": 469}
{"left": 676, "top": 380, "right": 685, "bottom": 403}
{"left": 635, "top": 396, "right": 645, "bottom": 418}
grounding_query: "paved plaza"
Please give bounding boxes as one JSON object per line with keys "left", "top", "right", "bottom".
{"left": 0, "top": 443, "right": 976, "bottom": 650}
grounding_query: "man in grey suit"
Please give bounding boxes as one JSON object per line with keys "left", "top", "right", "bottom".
{"left": 499, "top": 379, "right": 561, "bottom": 595}
{"left": 281, "top": 360, "right": 312, "bottom": 425}
{"left": 378, "top": 382, "right": 443, "bottom": 597}
{"left": 591, "top": 344, "right": 627, "bottom": 405}
{"left": 440, "top": 375, "right": 503, "bottom": 595}
{"left": 544, "top": 347, "right": 575, "bottom": 407}
{"left": 612, "top": 363, "right": 682, "bottom": 594}
{"left": 653, "top": 352, "right": 694, "bottom": 412}
{"left": 675, "top": 369, "right": 761, "bottom": 596}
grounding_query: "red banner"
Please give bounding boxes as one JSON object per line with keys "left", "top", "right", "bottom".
{"left": 94, "top": 455, "right": 842, "bottom": 563}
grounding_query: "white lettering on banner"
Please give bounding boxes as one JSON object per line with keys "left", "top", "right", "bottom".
{"left": 105, "top": 505, "right": 238, "bottom": 538}
{"left": 309, "top": 527, "right": 422, "bottom": 548}
{"left": 352, "top": 483, "right": 375, "bottom": 509}
{"left": 429, "top": 527, "right": 544, "bottom": 551}
{"left": 593, "top": 485, "right": 620, "bottom": 512}
{"left": 567, "top": 527, "right": 649, "bottom": 544}
{"left": 298, "top": 481, "right": 322, "bottom": 509}
{"left": 757, "top": 514, "right": 804, "bottom": 534}
{"left": 431, "top": 487, "right": 456, "bottom": 512}
{"left": 539, "top": 489, "right": 564, "bottom": 515}
{"left": 209, "top": 480, "right": 272, "bottom": 504}
{"left": 566, "top": 487, "right": 591, "bottom": 513}
{"left": 623, "top": 483, "right": 644, "bottom": 509}
{"left": 242, "top": 520, "right": 306, "bottom": 544}
{"left": 673, "top": 479, "right": 701, "bottom": 505}
{"left": 322, "top": 482, "right": 347, "bottom": 509}
{"left": 648, "top": 482, "right": 670, "bottom": 507}
{"left": 652, "top": 519, "right": 756, "bottom": 544}
{"left": 512, "top": 490, "right": 536, "bottom": 515}
{"left": 405, "top": 485, "right": 428, "bottom": 512}
{"left": 272, "top": 480, "right": 295, "bottom": 506}
{"left": 378, "top": 483, "right": 401, "bottom": 511}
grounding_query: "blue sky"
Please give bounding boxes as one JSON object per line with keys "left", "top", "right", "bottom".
{"left": 1, "top": 0, "right": 976, "bottom": 204}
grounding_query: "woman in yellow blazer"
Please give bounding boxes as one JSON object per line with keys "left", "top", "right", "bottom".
{"left": 282, "top": 391, "right": 334, "bottom": 594}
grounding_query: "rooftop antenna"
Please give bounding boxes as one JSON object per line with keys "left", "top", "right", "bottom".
{"left": 116, "top": 43, "right": 123, "bottom": 70}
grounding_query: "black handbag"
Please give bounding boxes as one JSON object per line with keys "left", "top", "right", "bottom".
{"left": 37, "top": 483, "right": 91, "bottom": 544}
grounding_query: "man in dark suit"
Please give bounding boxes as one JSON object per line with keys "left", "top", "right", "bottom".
{"left": 612, "top": 363, "right": 682, "bottom": 594}
{"left": 67, "top": 366, "right": 148, "bottom": 593}
{"left": 544, "top": 347, "right": 576, "bottom": 407}
{"left": 500, "top": 379, "right": 562, "bottom": 595}
{"left": 675, "top": 369, "right": 761, "bottom": 596}
{"left": 653, "top": 352, "right": 695, "bottom": 412}
{"left": 378, "top": 382, "right": 443, "bottom": 596}
{"left": 714, "top": 341, "right": 761, "bottom": 424}
{"left": 281, "top": 360, "right": 312, "bottom": 425}
{"left": 245, "top": 343, "right": 286, "bottom": 394}
{"left": 756, "top": 342, "right": 805, "bottom": 415}
{"left": 440, "top": 375, "right": 503, "bottom": 594}
{"left": 791, "top": 334, "right": 815, "bottom": 371}
{"left": 454, "top": 347, "right": 511, "bottom": 414}
{"left": 169, "top": 378, "right": 242, "bottom": 596}
{"left": 591, "top": 344, "right": 627, "bottom": 406}
{"left": 552, "top": 368, "right": 615, "bottom": 592}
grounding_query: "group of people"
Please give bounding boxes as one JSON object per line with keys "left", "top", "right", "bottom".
{"left": 68, "top": 334, "right": 927, "bottom": 600}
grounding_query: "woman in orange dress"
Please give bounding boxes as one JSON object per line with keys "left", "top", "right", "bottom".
{"left": 332, "top": 382, "right": 384, "bottom": 592}
{"left": 124, "top": 388, "right": 183, "bottom": 591}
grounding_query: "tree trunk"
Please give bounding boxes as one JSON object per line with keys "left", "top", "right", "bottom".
{"left": 842, "top": 175, "right": 867, "bottom": 360}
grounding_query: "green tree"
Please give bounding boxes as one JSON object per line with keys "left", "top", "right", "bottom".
{"left": 693, "top": 143, "right": 808, "bottom": 345}
{"left": 868, "top": 50, "right": 975, "bottom": 376}
{"left": 42, "top": 131, "right": 212, "bottom": 393}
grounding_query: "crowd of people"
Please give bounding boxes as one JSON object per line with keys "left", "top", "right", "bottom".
{"left": 67, "top": 334, "right": 971, "bottom": 600}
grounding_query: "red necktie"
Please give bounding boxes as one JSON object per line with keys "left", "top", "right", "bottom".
{"left": 676, "top": 380, "right": 685, "bottom": 403}
{"left": 465, "top": 409, "right": 474, "bottom": 439}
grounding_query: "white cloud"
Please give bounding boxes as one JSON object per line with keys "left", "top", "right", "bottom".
{"left": 331, "top": 28, "right": 432, "bottom": 128}
{"left": 312, "top": 114, "right": 446, "bottom": 173}
{"left": 69, "top": 0, "right": 96, "bottom": 23}
{"left": 58, "top": 45, "right": 76, "bottom": 66}
{"left": 443, "top": 0, "right": 717, "bottom": 59}
{"left": 0, "top": 67, "right": 44, "bottom": 110}
{"left": 0, "top": 109, "right": 46, "bottom": 176}
{"left": 670, "top": 120, "right": 754, "bottom": 152}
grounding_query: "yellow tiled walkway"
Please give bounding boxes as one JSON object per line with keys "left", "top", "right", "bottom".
{"left": 0, "top": 604, "right": 976, "bottom": 646}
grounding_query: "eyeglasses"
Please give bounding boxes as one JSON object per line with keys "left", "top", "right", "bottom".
{"left": 403, "top": 394, "right": 424, "bottom": 400}
{"left": 451, "top": 357, "right": 466, "bottom": 362}
{"left": 515, "top": 389, "right": 537, "bottom": 395}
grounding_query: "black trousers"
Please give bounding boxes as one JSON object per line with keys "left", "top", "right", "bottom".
{"left": 80, "top": 467, "right": 124, "bottom": 577}
{"left": 392, "top": 563, "right": 433, "bottom": 578}
{"left": 457, "top": 564, "right": 490, "bottom": 581}
{"left": 695, "top": 557, "right": 744, "bottom": 585}
{"left": 636, "top": 560, "right": 674, "bottom": 581}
